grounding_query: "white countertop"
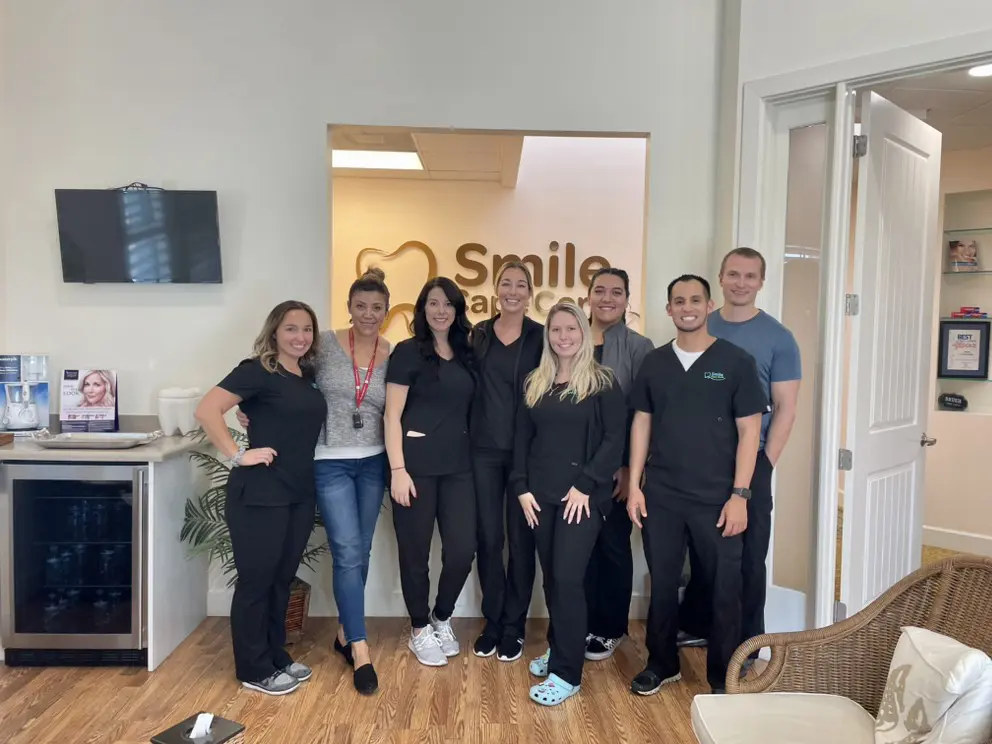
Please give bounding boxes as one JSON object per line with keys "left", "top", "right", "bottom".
{"left": 0, "top": 435, "right": 199, "bottom": 463}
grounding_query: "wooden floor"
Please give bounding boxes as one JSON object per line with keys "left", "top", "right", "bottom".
{"left": 0, "top": 618, "right": 715, "bottom": 744}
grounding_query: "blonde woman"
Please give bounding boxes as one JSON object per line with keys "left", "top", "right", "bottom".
{"left": 509, "top": 301, "right": 626, "bottom": 707}
{"left": 78, "top": 370, "right": 117, "bottom": 408}
{"left": 195, "top": 301, "right": 326, "bottom": 696}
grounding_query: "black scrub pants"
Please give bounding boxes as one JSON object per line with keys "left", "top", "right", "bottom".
{"left": 679, "top": 450, "right": 774, "bottom": 648}
{"left": 584, "top": 498, "right": 634, "bottom": 640}
{"left": 533, "top": 499, "right": 604, "bottom": 687}
{"left": 472, "top": 447, "right": 537, "bottom": 642}
{"left": 642, "top": 486, "right": 743, "bottom": 691}
{"left": 392, "top": 470, "right": 477, "bottom": 628}
{"left": 226, "top": 495, "right": 315, "bottom": 683}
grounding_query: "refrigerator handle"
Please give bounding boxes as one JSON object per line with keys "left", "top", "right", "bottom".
{"left": 134, "top": 467, "right": 149, "bottom": 648}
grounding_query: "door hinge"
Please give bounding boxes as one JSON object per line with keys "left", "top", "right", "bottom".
{"left": 834, "top": 600, "right": 848, "bottom": 622}
{"left": 853, "top": 134, "right": 868, "bottom": 158}
{"left": 838, "top": 449, "right": 853, "bottom": 471}
{"left": 844, "top": 294, "right": 860, "bottom": 316}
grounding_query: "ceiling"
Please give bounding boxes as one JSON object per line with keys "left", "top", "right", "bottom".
{"left": 871, "top": 68, "right": 992, "bottom": 151}
{"left": 329, "top": 126, "right": 524, "bottom": 186}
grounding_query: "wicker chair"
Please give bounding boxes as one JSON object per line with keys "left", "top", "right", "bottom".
{"left": 692, "top": 556, "right": 992, "bottom": 744}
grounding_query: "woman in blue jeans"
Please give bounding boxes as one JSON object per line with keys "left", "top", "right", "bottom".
{"left": 237, "top": 267, "right": 391, "bottom": 695}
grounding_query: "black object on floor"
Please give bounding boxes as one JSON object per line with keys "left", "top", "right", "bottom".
{"left": 151, "top": 712, "right": 245, "bottom": 744}
{"left": 354, "top": 662, "right": 378, "bottom": 696}
{"left": 334, "top": 637, "right": 354, "bottom": 667}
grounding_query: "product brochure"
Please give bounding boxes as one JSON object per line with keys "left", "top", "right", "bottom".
{"left": 60, "top": 369, "right": 119, "bottom": 433}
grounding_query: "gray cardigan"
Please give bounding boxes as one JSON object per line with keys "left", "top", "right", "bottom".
{"left": 599, "top": 321, "right": 654, "bottom": 393}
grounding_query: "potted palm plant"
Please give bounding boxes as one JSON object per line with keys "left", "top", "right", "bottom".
{"left": 180, "top": 427, "right": 328, "bottom": 640}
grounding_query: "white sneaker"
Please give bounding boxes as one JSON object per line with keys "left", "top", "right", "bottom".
{"left": 430, "top": 612, "right": 460, "bottom": 657}
{"left": 409, "top": 626, "right": 447, "bottom": 667}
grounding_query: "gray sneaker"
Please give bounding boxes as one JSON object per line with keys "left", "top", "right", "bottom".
{"left": 281, "top": 662, "right": 312, "bottom": 681}
{"left": 430, "top": 612, "right": 460, "bottom": 657}
{"left": 242, "top": 670, "right": 300, "bottom": 696}
{"left": 409, "top": 626, "right": 448, "bottom": 667}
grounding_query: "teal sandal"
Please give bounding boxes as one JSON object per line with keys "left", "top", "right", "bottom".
{"left": 529, "top": 674, "right": 580, "bottom": 706}
{"left": 529, "top": 648, "right": 550, "bottom": 677}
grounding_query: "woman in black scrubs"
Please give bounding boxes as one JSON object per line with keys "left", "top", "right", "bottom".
{"left": 469, "top": 261, "right": 543, "bottom": 662}
{"left": 195, "top": 300, "right": 327, "bottom": 696}
{"left": 384, "top": 277, "right": 477, "bottom": 667}
{"left": 511, "top": 301, "right": 626, "bottom": 706}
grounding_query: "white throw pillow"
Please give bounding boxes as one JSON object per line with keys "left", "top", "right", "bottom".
{"left": 926, "top": 657, "right": 992, "bottom": 744}
{"left": 875, "top": 626, "right": 992, "bottom": 744}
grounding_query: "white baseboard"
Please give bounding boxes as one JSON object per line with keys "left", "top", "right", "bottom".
{"left": 923, "top": 526, "right": 992, "bottom": 557}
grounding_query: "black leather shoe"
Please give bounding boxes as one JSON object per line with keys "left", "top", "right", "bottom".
{"left": 334, "top": 637, "right": 354, "bottom": 667}
{"left": 354, "top": 663, "right": 378, "bottom": 695}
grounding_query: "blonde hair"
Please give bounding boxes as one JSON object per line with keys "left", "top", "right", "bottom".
{"left": 78, "top": 370, "right": 117, "bottom": 407}
{"left": 524, "top": 301, "right": 613, "bottom": 407}
{"left": 252, "top": 300, "right": 321, "bottom": 373}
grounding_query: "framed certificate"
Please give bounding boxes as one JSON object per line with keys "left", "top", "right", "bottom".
{"left": 937, "top": 320, "right": 991, "bottom": 379}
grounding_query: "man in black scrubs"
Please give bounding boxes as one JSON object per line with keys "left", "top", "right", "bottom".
{"left": 626, "top": 274, "right": 766, "bottom": 695}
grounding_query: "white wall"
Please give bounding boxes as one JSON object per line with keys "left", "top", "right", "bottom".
{"left": 2, "top": 0, "right": 721, "bottom": 419}
{"left": 2, "top": 0, "right": 724, "bottom": 618}
{"left": 738, "top": 1, "right": 992, "bottom": 84}
{"left": 331, "top": 136, "right": 647, "bottom": 337}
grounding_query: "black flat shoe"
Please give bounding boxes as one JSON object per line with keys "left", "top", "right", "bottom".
{"left": 354, "top": 663, "right": 378, "bottom": 696}
{"left": 334, "top": 637, "right": 354, "bottom": 667}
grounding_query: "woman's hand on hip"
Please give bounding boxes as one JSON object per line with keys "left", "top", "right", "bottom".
{"left": 235, "top": 408, "right": 250, "bottom": 429}
{"left": 518, "top": 492, "right": 541, "bottom": 528}
{"left": 562, "top": 486, "right": 591, "bottom": 524}
{"left": 390, "top": 468, "right": 416, "bottom": 507}
{"left": 240, "top": 447, "right": 276, "bottom": 466}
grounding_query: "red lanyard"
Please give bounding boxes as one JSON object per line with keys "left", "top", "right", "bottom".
{"left": 349, "top": 329, "right": 379, "bottom": 410}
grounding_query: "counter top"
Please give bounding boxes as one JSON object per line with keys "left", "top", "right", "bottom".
{"left": 0, "top": 435, "right": 199, "bottom": 463}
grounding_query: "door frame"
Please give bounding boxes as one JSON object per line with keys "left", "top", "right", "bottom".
{"left": 735, "top": 31, "right": 992, "bottom": 631}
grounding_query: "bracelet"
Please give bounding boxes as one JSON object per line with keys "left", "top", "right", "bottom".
{"left": 391, "top": 466, "right": 406, "bottom": 471}
{"left": 230, "top": 446, "right": 247, "bottom": 467}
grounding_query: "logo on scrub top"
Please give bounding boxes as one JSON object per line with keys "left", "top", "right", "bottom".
{"left": 703, "top": 372, "right": 726, "bottom": 381}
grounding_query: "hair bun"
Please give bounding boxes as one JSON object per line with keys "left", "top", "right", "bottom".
{"left": 362, "top": 266, "right": 386, "bottom": 282}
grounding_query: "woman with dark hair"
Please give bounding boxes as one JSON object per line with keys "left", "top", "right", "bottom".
{"left": 195, "top": 301, "right": 327, "bottom": 696}
{"left": 384, "top": 276, "right": 478, "bottom": 666}
{"left": 583, "top": 267, "right": 654, "bottom": 662}
{"left": 469, "top": 261, "right": 544, "bottom": 662}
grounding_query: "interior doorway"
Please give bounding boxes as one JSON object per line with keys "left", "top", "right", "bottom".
{"left": 739, "top": 46, "right": 992, "bottom": 631}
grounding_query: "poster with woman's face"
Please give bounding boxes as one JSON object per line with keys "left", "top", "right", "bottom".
{"left": 60, "top": 369, "right": 118, "bottom": 430}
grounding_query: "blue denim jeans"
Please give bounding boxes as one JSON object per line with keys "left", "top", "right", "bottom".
{"left": 314, "top": 453, "right": 386, "bottom": 643}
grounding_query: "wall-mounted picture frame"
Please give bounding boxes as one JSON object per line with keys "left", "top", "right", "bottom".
{"left": 937, "top": 319, "right": 991, "bottom": 380}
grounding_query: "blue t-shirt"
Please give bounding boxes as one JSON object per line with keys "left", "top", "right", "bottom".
{"left": 707, "top": 309, "right": 801, "bottom": 448}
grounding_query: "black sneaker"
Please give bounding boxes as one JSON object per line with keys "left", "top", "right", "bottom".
{"left": 585, "top": 636, "right": 623, "bottom": 661}
{"left": 676, "top": 631, "right": 707, "bottom": 648}
{"left": 497, "top": 636, "right": 523, "bottom": 662}
{"left": 630, "top": 668, "right": 682, "bottom": 696}
{"left": 473, "top": 632, "right": 499, "bottom": 658}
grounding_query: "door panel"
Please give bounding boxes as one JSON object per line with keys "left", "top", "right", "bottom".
{"left": 843, "top": 92, "right": 941, "bottom": 615}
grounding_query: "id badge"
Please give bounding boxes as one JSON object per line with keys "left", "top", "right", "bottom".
{"left": 352, "top": 411, "right": 364, "bottom": 429}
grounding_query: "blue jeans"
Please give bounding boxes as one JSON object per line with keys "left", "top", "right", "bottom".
{"left": 314, "top": 453, "right": 386, "bottom": 643}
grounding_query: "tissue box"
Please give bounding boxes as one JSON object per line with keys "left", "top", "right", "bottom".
{"left": 151, "top": 712, "right": 244, "bottom": 744}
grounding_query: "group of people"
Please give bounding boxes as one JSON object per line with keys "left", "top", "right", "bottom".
{"left": 194, "top": 246, "right": 801, "bottom": 708}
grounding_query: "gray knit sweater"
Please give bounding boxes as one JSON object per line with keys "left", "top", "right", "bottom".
{"left": 314, "top": 331, "right": 389, "bottom": 457}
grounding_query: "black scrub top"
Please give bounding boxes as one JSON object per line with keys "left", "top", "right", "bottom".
{"left": 386, "top": 338, "right": 476, "bottom": 477}
{"left": 218, "top": 358, "right": 328, "bottom": 506}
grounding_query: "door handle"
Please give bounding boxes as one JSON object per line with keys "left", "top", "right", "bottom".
{"left": 921, "top": 433, "right": 937, "bottom": 447}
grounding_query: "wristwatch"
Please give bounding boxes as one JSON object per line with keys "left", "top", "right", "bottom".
{"left": 231, "top": 446, "right": 247, "bottom": 467}
{"left": 732, "top": 487, "right": 752, "bottom": 500}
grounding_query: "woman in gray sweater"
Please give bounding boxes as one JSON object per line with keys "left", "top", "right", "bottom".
{"left": 237, "top": 267, "right": 391, "bottom": 696}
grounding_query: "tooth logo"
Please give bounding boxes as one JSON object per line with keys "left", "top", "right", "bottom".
{"left": 356, "top": 240, "right": 438, "bottom": 338}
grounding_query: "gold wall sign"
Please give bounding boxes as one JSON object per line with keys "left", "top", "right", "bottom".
{"left": 355, "top": 240, "right": 611, "bottom": 336}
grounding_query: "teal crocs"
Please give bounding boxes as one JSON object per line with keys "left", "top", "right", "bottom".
{"left": 529, "top": 648, "right": 551, "bottom": 677}
{"left": 529, "top": 674, "right": 580, "bottom": 707}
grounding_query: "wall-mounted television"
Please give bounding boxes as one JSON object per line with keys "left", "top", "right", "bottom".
{"left": 54, "top": 188, "right": 223, "bottom": 284}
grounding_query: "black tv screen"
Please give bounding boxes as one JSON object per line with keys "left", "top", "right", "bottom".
{"left": 54, "top": 189, "right": 223, "bottom": 284}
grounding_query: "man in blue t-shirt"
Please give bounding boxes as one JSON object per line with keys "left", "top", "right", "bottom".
{"left": 678, "top": 247, "right": 802, "bottom": 667}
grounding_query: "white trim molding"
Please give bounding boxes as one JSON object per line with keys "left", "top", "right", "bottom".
{"left": 923, "top": 527, "right": 992, "bottom": 558}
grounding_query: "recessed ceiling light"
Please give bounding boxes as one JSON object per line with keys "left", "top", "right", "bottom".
{"left": 968, "top": 64, "right": 992, "bottom": 78}
{"left": 331, "top": 150, "right": 423, "bottom": 170}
